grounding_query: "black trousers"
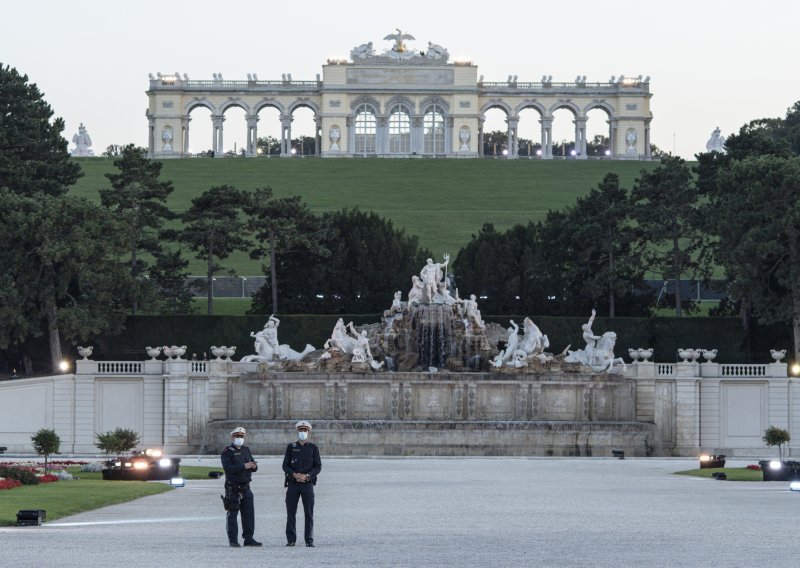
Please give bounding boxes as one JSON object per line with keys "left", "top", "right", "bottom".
{"left": 226, "top": 486, "right": 255, "bottom": 543}
{"left": 285, "top": 482, "right": 315, "bottom": 544}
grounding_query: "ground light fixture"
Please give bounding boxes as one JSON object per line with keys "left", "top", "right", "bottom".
{"left": 170, "top": 477, "right": 185, "bottom": 487}
{"left": 17, "top": 510, "right": 46, "bottom": 526}
{"left": 791, "top": 363, "right": 800, "bottom": 376}
{"left": 790, "top": 481, "right": 800, "bottom": 492}
{"left": 611, "top": 449, "right": 625, "bottom": 459}
{"left": 59, "top": 360, "right": 70, "bottom": 372}
{"left": 699, "top": 454, "right": 726, "bottom": 468}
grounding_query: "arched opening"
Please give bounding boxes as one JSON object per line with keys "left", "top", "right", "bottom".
{"left": 388, "top": 103, "right": 412, "bottom": 154}
{"left": 585, "top": 107, "right": 612, "bottom": 157}
{"left": 221, "top": 105, "right": 247, "bottom": 156}
{"left": 186, "top": 105, "right": 213, "bottom": 157}
{"left": 290, "top": 106, "right": 317, "bottom": 156}
{"left": 517, "top": 107, "right": 544, "bottom": 158}
{"left": 481, "top": 107, "right": 509, "bottom": 157}
{"left": 255, "top": 105, "right": 282, "bottom": 156}
{"left": 354, "top": 104, "right": 376, "bottom": 156}
{"left": 551, "top": 107, "right": 577, "bottom": 158}
{"left": 423, "top": 104, "right": 445, "bottom": 155}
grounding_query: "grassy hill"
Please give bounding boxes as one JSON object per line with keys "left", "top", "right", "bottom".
{"left": 70, "top": 157, "right": 660, "bottom": 274}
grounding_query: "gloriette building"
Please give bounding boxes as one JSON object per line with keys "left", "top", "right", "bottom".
{"left": 146, "top": 31, "right": 653, "bottom": 159}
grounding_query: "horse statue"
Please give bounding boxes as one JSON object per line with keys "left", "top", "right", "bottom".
{"left": 517, "top": 317, "right": 549, "bottom": 357}
{"left": 565, "top": 331, "right": 625, "bottom": 373}
{"left": 590, "top": 332, "right": 627, "bottom": 373}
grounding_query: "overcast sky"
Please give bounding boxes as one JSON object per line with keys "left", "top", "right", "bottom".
{"left": 3, "top": 0, "right": 799, "bottom": 158}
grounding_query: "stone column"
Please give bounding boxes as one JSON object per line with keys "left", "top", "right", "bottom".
{"left": 376, "top": 116, "right": 387, "bottom": 155}
{"left": 609, "top": 118, "right": 618, "bottom": 158}
{"left": 346, "top": 116, "right": 354, "bottom": 156}
{"left": 315, "top": 117, "right": 322, "bottom": 156}
{"left": 575, "top": 117, "right": 588, "bottom": 159}
{"left": 280, "top": 115, "right": 293, "bottom": 157}
{"left": 539, "top": 117, "right": 553, "bottom": 159}
{"left": 644, "top": 119, "right": 652, "bottom": 159}
{"left": 674, "top": 376, "right": 700, "bottom": 455}
{"left": 411, "top": 116, "right": 423, "bottom": 155}
{"left": 446, "top": 116, "right": 454, "bottom": 156}
{"left": 148, "top": 117, "right": 155, "bottom": 157}
{"left": 505, "top": 116, "right": 518, "bottom": 159}
{"left": 478, "top": 115, "right": 485, "bottom": 157}
{"left": 211, "top": 115, "right": 224, "bottom": 157}
{"left": 246, "top": 115, "right": 259, "bottom": 157}
{"left": 181, "top": 116, "right": 191, "bottom": 156}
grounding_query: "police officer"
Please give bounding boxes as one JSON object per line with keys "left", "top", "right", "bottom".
{"left": 221, "top": 426, "right": 262, "bottom": 547}
{"left": 282, "top": 420, "right": 322, "bottom": 547}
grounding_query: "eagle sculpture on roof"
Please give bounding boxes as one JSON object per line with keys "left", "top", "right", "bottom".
{"left": 383, "top": 28, "right": 415, "bottom": 53}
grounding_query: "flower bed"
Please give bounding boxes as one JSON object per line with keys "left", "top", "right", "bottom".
{"left": 0, "top": 478, "right": 22, "bottom": 490}
{"left": 0, "top": 460, "right": 87, "bottom": 489}
{"left": 746, "top": 464, "right": 762, "bottom": 471}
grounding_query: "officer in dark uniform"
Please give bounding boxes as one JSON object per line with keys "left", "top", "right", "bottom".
{"left": 221, "top": 426, "right": 262, "bottom": 547}
{"left": 282, "top": 420, "right": 322, "bottom": 547}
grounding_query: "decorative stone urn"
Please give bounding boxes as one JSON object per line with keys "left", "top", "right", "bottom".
{"left": 770, "top": 349, "right": 787, "bottom": 363}
{"left": 77, "top": 346, "right": 93, "bottom": 360}
{"left": 224, "top": 346, "right": 237, "bottom": 360}
{"left": 638, "top": 348, "right": 653, "bottom": 362}
{"left": 210, "top": 346, "right": 227, "bottom": 360}
{"left": 678, "top": 348, "right": 698, "bottom": 363}
{"left": 628, "top": 348, "right": 641, "bottom": 362}
{"left": 163, "top": 345, "right": 187, "bottom": 360}
{"left": 701, "top": 349, "right": 718, "bottom": 362}
{"left": 146, "top": 346, "right": 162, "bottom": 360}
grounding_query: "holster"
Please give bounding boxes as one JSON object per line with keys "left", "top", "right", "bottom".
{"left": 222, "top": 481, "right": 247, "bottom": 512}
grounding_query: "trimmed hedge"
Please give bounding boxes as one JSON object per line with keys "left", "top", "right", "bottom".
{"left": 91, "top": 314, "right": 791, "bottom": 364}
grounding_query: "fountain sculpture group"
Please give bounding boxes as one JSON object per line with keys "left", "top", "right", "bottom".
{"left": 237, "top": 255, "right": 626, "bottom": 376}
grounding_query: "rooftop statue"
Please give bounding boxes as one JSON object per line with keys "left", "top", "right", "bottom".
{"left": 71, "top": 123, "right": 94, "bottom": 157}
{"left": 384, "top": 28, "right": 415, "bottom": 54}
{"left": 705, "top": 127, "right": 726, "bottom": 154}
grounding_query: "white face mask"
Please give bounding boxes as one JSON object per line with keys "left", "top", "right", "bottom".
{"left": 233, "top": 437, "right": 244, "bottom": 447}
{"left": 298, "top": 431, "right": 308, "bottom": 441}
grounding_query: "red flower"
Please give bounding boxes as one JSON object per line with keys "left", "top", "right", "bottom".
{"left": 0, "top": 479, "right": 22, "bottom": 490}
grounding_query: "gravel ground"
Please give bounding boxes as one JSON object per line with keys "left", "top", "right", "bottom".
{"left": 1, "top": 456, "right": 797, "bottom": 567}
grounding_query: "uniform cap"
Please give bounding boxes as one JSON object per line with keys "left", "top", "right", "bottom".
{"left": 230, "top": 426, "right": 247, "bottom": 436}
{"left": 295, "top": 420, "right": 312, "bottom": 431}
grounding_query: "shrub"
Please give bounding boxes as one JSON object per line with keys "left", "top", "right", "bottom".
{"left": 31, "top": 428, "right": 61, "bottom": 473}
{"left": 95, "top": 427, "right": 140, "bottom": 456}
{"left": 0, "top": 466, "right": 39, "bottom": 485}
{"left": 763, "top": 426, "right": 791, "bottom": 460}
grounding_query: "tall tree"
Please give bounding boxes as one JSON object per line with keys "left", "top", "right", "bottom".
{"left": 179, "top": 185, "right": 251, "bottom": 315}
{"left": 100, "top": 144, "right": 175, "bottom": 315}
{"left": 250, "top": 209, "right": 429, "bottom": 314}
{"left": 147, "top": 249, "right": 197, "bottom": 315}
{"left": 0, "top": 63, "right": 82, "bottom": 197}
{"left": 562, "top": 173, "right": 648, "bottom": 317}
{"left": 245, "top": 187, "right": 329, "bottom": 314}
{"left": 630, "top": 156, "right": 707, "bottom": 316}
{"left": 709, "top": 156, "right": 800, "bottom": 359}
{"left": 0, "top": 189, "right": 133, "bottom": 371}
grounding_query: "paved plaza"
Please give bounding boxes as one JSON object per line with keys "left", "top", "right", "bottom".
{"left": 1, "top": 457, "right": 797, "bottom": 567}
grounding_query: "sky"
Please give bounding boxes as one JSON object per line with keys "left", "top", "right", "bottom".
{"left": 2, "top": 0, "right": 799, "bottom": 159}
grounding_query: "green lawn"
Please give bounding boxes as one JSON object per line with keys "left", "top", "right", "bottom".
{"left": 69, "top": 157, "right": 660, "bottom": 274}
{"left": 0, "top": 479, "right": 171, "bottom": 526}
{"left": 674, "top": 467, "right": 764, "bottom": 481}
{"left": 0, "top": 465, "right": 221, "bottom": 526}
